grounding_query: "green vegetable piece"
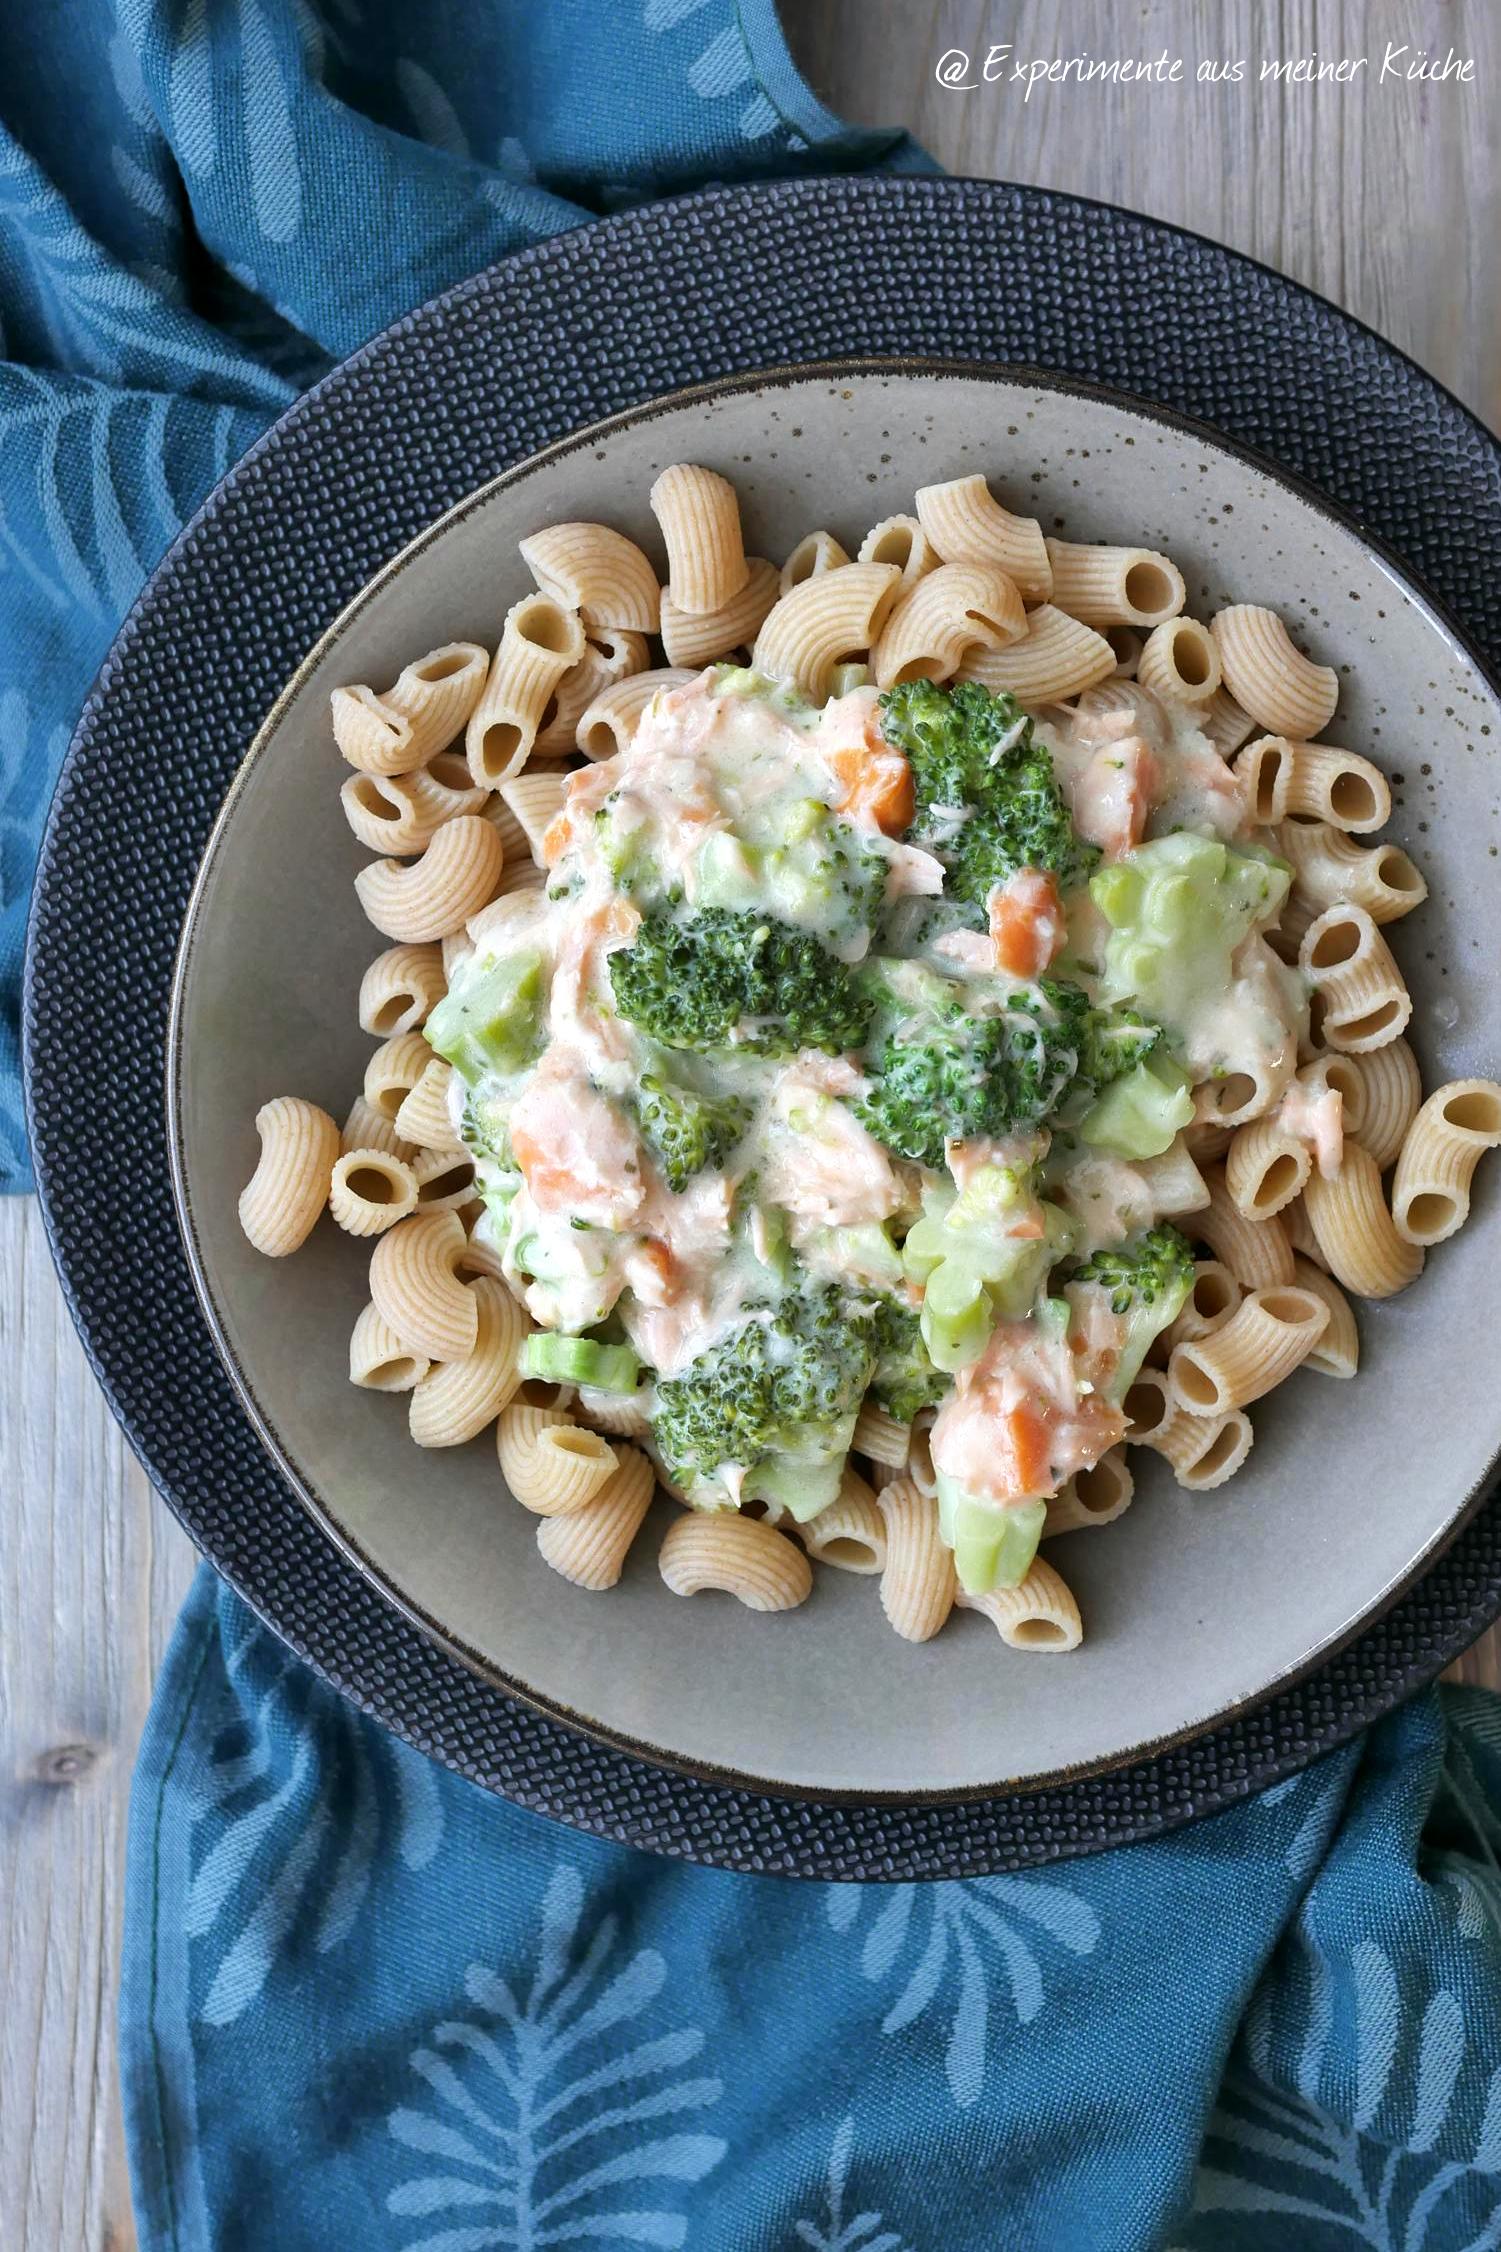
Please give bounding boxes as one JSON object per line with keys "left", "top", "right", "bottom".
{"left": 1091, "top": 833, "right": 1291, "bottom": 1041}
{"left": 425, "top": 951, "right": 543, "bottom": 1088}
{"left": 635, "top": 1073, "right": 750, "bottom": 1193}
{"left": 867, "top": 1299, "right": 947, "bottom": 1425}
{"left": 1079, "top": 1053, "right": 1195, "bottom": 1159}
{"left": 521, "top": 1334, "right": 643, "bottom": 1394}
{"left": 936, "top": 1480, "right": 1048, "bottom": 1595}
{"left": 609, "top": 908, "right": 872, "bottom": 1057}
{"left": 1068, "top": 1224, "right": 1195, "bottom": 1399}
{"left": 921, "top": 1260, "right": 996, "bottom": 1374}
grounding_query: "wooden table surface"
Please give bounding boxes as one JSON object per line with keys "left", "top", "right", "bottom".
{"left": 4, "top": 4, "right": 1499, "bottom": 2242}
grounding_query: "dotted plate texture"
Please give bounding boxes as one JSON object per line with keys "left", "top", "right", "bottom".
{"left": 24, "top": 179, "right": 1501, "bottom": 1880}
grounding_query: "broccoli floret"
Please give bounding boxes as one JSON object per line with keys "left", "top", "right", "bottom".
{"left": 867, "top": 1298, "right": 948, "bottom": 1425}
{"left": 650, "top": 1288, "right": 877, "bottom": 1490}
{"left": 858, "top": 975, "right": 1158, "bottom": 1166}
{"left": 878, "top": 680, "right": 1097, "bottom": 903}
{"left": 635, "top": 1074, "right": 751, "bottom": 1193}
{"left": 609, "top": 908, "right": 872, "bottom": 1057}
{"left": 1067, "top": 1223, "right": 1195, "bottom": 1399}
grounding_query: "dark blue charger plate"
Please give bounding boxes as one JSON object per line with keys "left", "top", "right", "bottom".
{"left": 24, "top": 177, "right": 1501, "bottom": 1879}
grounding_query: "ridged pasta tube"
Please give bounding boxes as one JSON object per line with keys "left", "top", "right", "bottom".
{"left": 958, "top": 1559, "right": 1083, "bottom": 1651}
{"left": 876, "top": 1476, "right": 955, "bottom": 1642}
{"left": 870, "top": 561, "right": 1026, "bottom": 688}
{"left": 752, "top": 562, "right": 902, "bottom": 701}
{"left": 363, "top": 1030, "right": 433, "bottom": 1121}
{"left": 659, "top": 1510, "right": 813, "bottom": 1610}
{"left": 329, "top": 1146, "right": 418, "bottom": 1237}
{"left": 796, "top": 1468, "right": 887, "bottom": 1575}
{"left": 409, "top": 1278, "right": 527, "bottom": 1447}
{"left": 857, "top": 513, "right": 938, "bottom": 587}
{"left": 1291, "top": 1256, "right": 1360, "bottom": 1378}
{"left": 331, "top": 642, "right": 488, "bottom": 775}
{"left": 1303, "top": 1141, "right": 1423, "bottom": 1298}
{"left": 518, "top": 521, "right": 660, "bottom": 632}
{"left": 534, "top": 629, "right": 648, "bottom": 757}
{"left": 778, "top": 529, "right": 851, "bottom": 597}
{"left": 358, "top": 943, "right": 446, "bottom": 1037}
{"left": 392, "top": 1057, "right": 464, "bottom": 1154}
{"left": 1279, "top": 819, "right": 1426, "bottom": 924}
{"left": 239, "top": 1096, "right": 340, "bottom": 1257}
{"left": 956, "top": 605, "right": 1116, "bottom": 702}
{"left": 1168, "top": 1285, "right": 1329, "bottom": 1413}
{"left": 1346, "top": 1039, "right": 1421, "bottom": 1170}
{"left": 1190, "top": 1168, "right": 1295, "bottom": 1288}
{"left": 466, "top": 595, "right": 586, "bottom": 787}
{"left": 1300, "top": 903, "right": 1413, "bottom": 1053}
{"left": 1226, "top": 1114, "right": 1313, "bottom": 1220}
{"left": 348, "top": 1302, "right": 429, "bottom": 1393}
{"left": 1044, "top": 539, "right": 1185, "bottom": 628}
{"left": 852, "top": 1399, "right": 912, "bottom": 1468}
{"left": 536, "top": 1447, "right": 658, "bottom": 1589}
{"left": 1135, "top": 615, "right": 1221, "bottom": 704}
{"left": 576, "top": 668, "right": 696, "bottom": 760}
{"left": 649, "top": 464, "right": 749, "bottom": 615}
{"left": 1044, "top": 1448, "right": 1134, "bottom": 1535}
{"left": 1211, "top": 606, "right": 1338, "bottom": 738}
{"left": 1123, "top": 1368, "right": 1254, "bottom": 1490}
{"left": 355, "top": 814, "right": 503, "bottom": 944}
{"left": 1164, "top": 1259, "right": 1243, "bottom": 1352}
{"left": 497, "top": 1402, "right": 618, "bottom": 1515}
{"left": 1391, "top": 1080, "right": 1501, "bottom": 1247}
{"left": 660, "top": 557, "right": 779, "bottom": 667}
{"left": 369, "top": 1210, "right": 478, "bottom": 1362}
{"left": 916, "top": 475, "right": 1052, "bottom": 601}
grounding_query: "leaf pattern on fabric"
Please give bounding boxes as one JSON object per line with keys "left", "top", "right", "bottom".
{"left": 644, "top": 0, "right": 785, "bottom": 144}
{"left": 827, "top": 1877, "right": 1101, "bottom": 2108}
{"left": 385, "top": 1859, "right": 726, "bottom": 2249}
{"left": 1184, "top": 1949, "right": 1501, "bottom": 2249}
{"left": 184, "top": 1604, "right": 443, "bottom": 2027}
{"left": 792, "top": 2116, "right": 913, "bottom": 2252}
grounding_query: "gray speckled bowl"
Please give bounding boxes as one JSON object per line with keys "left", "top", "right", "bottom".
{"left": 168, "top": 366, "right": 1501, "bottom": 1800}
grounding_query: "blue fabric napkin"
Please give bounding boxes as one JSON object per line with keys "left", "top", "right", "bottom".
{"left": 124, "top": 1569, "right": 1501, "bottom": 2252}
{"left": 9, "top": 6, "right": 1501, "bottom": 2247}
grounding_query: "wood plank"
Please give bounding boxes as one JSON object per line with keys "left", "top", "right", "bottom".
{"left": 1, "top": 1197, "right": 197, "bottom": 2252}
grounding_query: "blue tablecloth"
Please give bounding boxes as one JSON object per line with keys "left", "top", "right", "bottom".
{"left": 7, "top": 7, "right": 1501, "bottom": 2246}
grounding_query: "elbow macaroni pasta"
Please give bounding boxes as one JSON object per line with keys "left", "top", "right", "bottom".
{"left": 649, "top": 463, "right": 749, "bottom": 616}
{"left": 752, "top": 561, "right": 902, "bottom": 702}
{"left": 915, "top": 475, "right": 1052, "bottom": 602}
{"left": 1044, "top": 538, "right": 1186, "bottom": 628}
{"left": 239, "top": 1096, "right": 340, "bottom": 1257}
{"left": 1391, "top": 1080, "right": 1501, "bottom": 1247}
{"left": 870, "top": 560, "right": 1026, "bottom": 688}
{"left": 659, "top": 1511, "right": 813, "bottom": 1610}
{"left": 518, "top": 521, "right": 660, "bottom": 633}
{"left": 1211, "top": 605, "right": 1339, "bottom": 737}
{"left": 957, "top": 604, "right": 1117, "bottom": 702}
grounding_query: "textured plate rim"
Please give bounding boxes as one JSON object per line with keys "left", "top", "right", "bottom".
{"left": 165, "top": 351, "right": 1501, "bottom": 1807}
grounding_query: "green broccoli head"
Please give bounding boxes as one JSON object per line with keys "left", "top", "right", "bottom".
{"left": 635, "top": 1073, "right": 751, "bottom": 1193}
{"left": 608, "top": 908, "right": 873, "bottom": 1057}
{"left": 857, "top": 975, "right": 1161, "bottom": 1167}
{"left": 650, "top": 1288, "right": 877, "bottom": 1489}
{"left": 878, "top": 679, "right": 1098, "bottom": 904}
{"left": 1068, "top": 1223, "right": 1195, "bottom": 1400}
{"left": 867, "top": 1297, "right": 948, "bottom": 1425}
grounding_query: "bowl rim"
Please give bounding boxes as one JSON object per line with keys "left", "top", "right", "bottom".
{"left": 166, "top": 352, "right": 1501, "bottom": 1806}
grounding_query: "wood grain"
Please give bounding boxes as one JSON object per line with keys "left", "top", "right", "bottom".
{"left": 3, "top": 8, "right": 1498, "bottom": 2242}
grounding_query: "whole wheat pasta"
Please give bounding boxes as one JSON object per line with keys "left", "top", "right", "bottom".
{"left": 499, "top": 767, "right": 571, "bottom": 864}
{"left": 796, "top": 1467, "right": 886, "bottom": 1575}
{"left": 355, "top": 815, "right": 503, "bottom": 944}
{"left": 958, "top": 1559, "right": 1083, "bottom": 1652}
{"left": 1279, "top": 819, "right": 1426, "bottom": 924}
{"left": 518, "top": 521, "right": 660, "bottom": 633}
{"left": 358, "top": 942, "right": 447, "bottom": 1037}
{"left": 1189, "top": 1168, "right": 1295, "bottom": 1288}
{"left": 348, "top": 1302, "right": 430, "bottom": 1393}
{"left": 1183, "top": 1117, "right": 1235, "bottom": 1164}
{"left": 411, "top": 1147, "right": 477, "bottom": 1211}
{"left": 658, "top": 1510, "right": 812, "bottom": 1610}
{"left": 393, "top": 1059, "right": 464, "bottom": 1155}
{"left": 1136, "top": 1138, "right": 1211, "bottom": 1215}
{"left": 1196, "top": 684, "right": 1257, "bottom": 756}
{"left": 455, "top": 1222, "right": 509, "bottom": 1283}
{"left": 852, "top": 1398, "right": 913, "bottom": 1468}
{"left": 239, "top": 1096, "right": 340, "bottom": 1257}
{"left": 870, "top": 560, "right": 1027, "bottom": 688}
{"left": 364, "top": 1030, "right": 434, "bottom": 1121}
{"left": 478, "top": 791, "right": 547, "bottom": 897}
{"left": 907, "top": 1412, "right": 937, "bottom": 1500}
{"left": 661, "top": 556, "right": 780, "bottom": 667}
{"left": 342, "top": 1095, "right": 416, "bottom": 1163}
{"left": 1292, "top": 1256, "right": 1360, "bottom": 1378}
{"left": 1344, "top": 1039, "right": 1421, "bottom": 1171}
{"left": 1226, "top": 1113, "right": 1313, "bottom": 1220}
{"left": 1135, "top": 615, "right": 1221, "bottom": 705}
{"left": 1284, "top": 744, "right": 1390, "bottom": 832}
{"left": 649, "top": 464, "right": 749, "bottom": 616}
{"left": 1391, "top": 1079, "right": 1501, "bottom": 1247}
{"left": 1045, "top": 538, "right": 1186, "bottom": 628}
{"left": 331, "top": 643, "right": 488, "bottom": 777}
{"left": 1282, "top": 1195, "right": 1325, "bottom": 1268}
{"left": 915, "top": 475, "right": 1052, "bottom": 602}
{"left": 957, "top": 604, "right": 1117, "bottom": 703}
{"left": 876, "top": 1476, "right": 955, "bottom": 1642}
{"left": 1300, "top": 904, "right": 1413, "bottom": 1053}
{"left": 329, "top": 1146, "right": 418, "bottom": 1237}
{"left": 778, "top": 529, "right": 851, "bottom": 597}
{"left": 1168, "top": 1285, "right": 1329, "bottom": 1414}
{"left": 752, "top": 562, "right": 902, "bottom": 702}
{"left": 1164, "top": 1259, "right": 1244, "bottom": 1352}
{"left": 340, "top": 762, "right": 485, "bottom": 856}
{"left": 1123, "top": 1368, "right": 1254, "bottom": 1490}
{"left": 573, "top": 1384, "right": 653, "bottom": 1439}
{"left": 535, "top": 629, "right": 649, "bottom": 756}
{"left": 576, "top": 667, "right": 696, "bottom": 760}
{"left": 497, "top": 1400, "right": 618, "bottom": 1514}
{"left": 539, "top": 1447, "right": 658, "bottom": 1590}
{"left": 857, "top": 512, "right": 939, "bottom": 587}
{"left": 465, "top": 595, "right": 586, "bottom": 788}
{"left": 1044, "top": 1448, "right": 1134, "bottom": 1535}
{"left": 409, "top": 1277, "right": 527, "bottom": 1447}
{"left": 1211, "top": 605, "right": 1338, "bottom": 738}
{"left": 1104, "top": 624, "right": 1143, "bottom": 678}
{"left": 1233, "top": 735, "right": 1293, "bottom": 825}
{"left": 369, "top": 1209, "right": 478, "bottom": 1362}
{"left": 1303, "top": 1140, "right": 1423, "bottom": 1298}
